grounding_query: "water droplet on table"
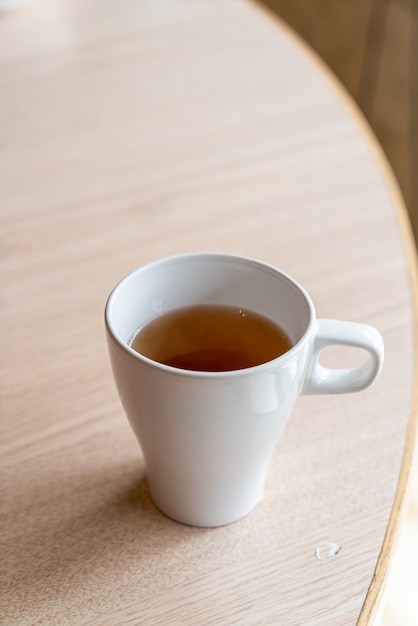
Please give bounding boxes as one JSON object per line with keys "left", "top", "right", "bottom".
{"left": 314, "top": 541, "right": 340, "bottom": 561}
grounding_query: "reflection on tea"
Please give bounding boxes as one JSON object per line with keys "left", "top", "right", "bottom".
{"left": 130, "top": 304, "right": 292, "bottom": 372}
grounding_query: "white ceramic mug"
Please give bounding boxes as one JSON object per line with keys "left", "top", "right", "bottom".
{"left": 105, "top": 253, "right": 384, "bottom": 527}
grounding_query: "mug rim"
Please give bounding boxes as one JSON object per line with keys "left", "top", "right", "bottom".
{"left": 105, "top": 252, "right": 316, "bottom": 378}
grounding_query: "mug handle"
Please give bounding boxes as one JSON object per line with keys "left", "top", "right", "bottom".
{"left": 302, "top": 319, "right": 384, "bottom": 395}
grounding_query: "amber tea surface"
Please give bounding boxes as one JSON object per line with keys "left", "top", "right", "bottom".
{"left": 130, "top": 304, "right": 293, "bottom": 372}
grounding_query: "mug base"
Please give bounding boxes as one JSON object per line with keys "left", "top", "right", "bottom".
{"left": 149, "top": 485, "right": 264, "bottom": 528}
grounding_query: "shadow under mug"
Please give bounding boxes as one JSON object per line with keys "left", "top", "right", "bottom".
{"left": 105, "top": 253, "right": 384, "bottom": 527}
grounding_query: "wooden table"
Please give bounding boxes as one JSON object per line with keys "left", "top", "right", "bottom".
{"left": 1, "top": 1, "right": 417, "bottom": 624}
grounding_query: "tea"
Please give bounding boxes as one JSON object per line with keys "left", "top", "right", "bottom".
{"left": 130, "top": 304, "right": 292, "bottom": 372}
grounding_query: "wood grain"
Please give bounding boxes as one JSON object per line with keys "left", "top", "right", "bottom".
{"left": 1, "top": 1, "right": 416, "bottom": 624}
{"left": 260, "top": 0, "right": 418, "bottom": 244}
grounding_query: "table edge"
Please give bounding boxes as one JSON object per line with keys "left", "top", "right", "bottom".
{"left": 250, "top": 2, "right": 418, "bottom": 622}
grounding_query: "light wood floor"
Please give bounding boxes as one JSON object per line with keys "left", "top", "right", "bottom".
{"left": 259, "top": 2, "right": 417, "bottom": 624}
